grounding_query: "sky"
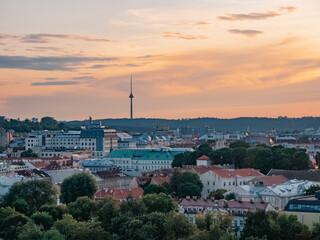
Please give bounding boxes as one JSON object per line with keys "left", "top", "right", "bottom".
{"left": 0, "top": 0, "right": 320, "bottom": 121}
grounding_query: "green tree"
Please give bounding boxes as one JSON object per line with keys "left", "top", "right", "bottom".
{"left": 229, "top": 141, "right": 250, "bottom": 149}
{"left": 232, "top": 147, "right": 247, "bottom": 169}
{"left": 242, "top": 210, "right": 281, "bottom": 240}
{"left": 120, "top": 197, "right": 147, "bottom": 216}
{"left": 209, "top": 189, "right": 227, "bottom": 200}
{"left": 170, "top": 171, "right": 203, "bottom": 198}
{"left": 18, "top": 222, "right": 43, "bottom": 240}
{"left": 12, "top": 199, "right": 29, "bottom": 215}
{"left": 60, "top": 172, "right": 97, "bottom": 204}
{"left": 0, "top": 207, "right": 31, "bottom": 240}
{"left": 31, "top": 211, "right": 54, "bottom": 230}
{"left": 43, "top": 229, "right": 66, "bottom": 240}
{"left": 225, "top": 192, "right": 236, "bottom": 200}
{"left": 97, "top": 197, "right": 120, "bottom": 231}
{"left": 144, "top": 184, "right": 169, "bottom": 195}
{"left": 311, "top": 223, "right": 320, "bottom": 240}
{"left": 39, "top": 205, "right": 66, "bottom": 221}
{"left": 165, "top": 212, "right": 194, "bottom": 240}
{"left": 20, "top": 149, "right": 38, "bottom": 157}
{"left": 2, "top": 180, "right": 57, "bottom": 213}
{"left": 142, "top": 193, "right": 178, "bottom": 213}
{"left": 67, "top": 196, "right": 97, "bottom": 221}
{"left": 53, "top": 214, "right": 79, "bottom": 240}
{"left": 306, "top": 185, "right": 320, "bottom": 196}
{"left": 41, "top": 117, "right": 58, "bottom": 130}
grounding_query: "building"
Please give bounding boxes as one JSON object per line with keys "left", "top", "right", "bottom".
{"left": 25, "top": 126, "right": 118, "bottom": 159}
{"left": 282, "top": 191, "right": 320, "bottom": 228}
{"left": 94, "top": 170, "right": 133, "bottom": 189}
{"left": 196, "top": 155, "right": 211, "bottom": 166}
{"left": 77, "top": 159, "right": 117, "bottom": 173}
{"left": 178, "top": 198, "right": 274, "bottom": 237}
{"left": 105, "top": 148, "right": 191, "bottom": 171}
{"left": 267, "top": 169, "right": 320, "bottom": 184}
{"left": 198, "top": 168, "right": 263, "bottom": 196}
{"left": 247, "top": 175, "right": 288, "bottom": 187}
{"left": 259, "top": 179, "right": 315, "bottom": 210}
{"left": 95, "top": 187, "right": 143, "bottom": 201}
{"left": 224, "top": 185, "right": 264, "bottom": 202}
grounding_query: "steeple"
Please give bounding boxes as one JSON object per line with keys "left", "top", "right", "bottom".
{"left": 129, "top": 75, "right": 134, "bottom": 119}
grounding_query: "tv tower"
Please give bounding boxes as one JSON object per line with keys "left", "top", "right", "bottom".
{"left": 129, "top": 75, "right": 134, "bottom": 119}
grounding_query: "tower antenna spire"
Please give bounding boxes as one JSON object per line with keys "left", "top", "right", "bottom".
{"left": 129, "top": 75, "right": 134, "bottom": 119}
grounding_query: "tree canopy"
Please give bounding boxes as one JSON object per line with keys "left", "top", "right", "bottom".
{"left": 173, "top": 142, "right": 309, "bottom": 174}
{"left": 60, "top": 172, "right": 97, "bottom": 204}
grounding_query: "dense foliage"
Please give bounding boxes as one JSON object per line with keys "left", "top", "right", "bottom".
{"left": 0, "top": 116, "right": 69, "bottom": 133}
{"left": 60, "top": 172, "right": 97, "bottom": 204}
{"left": 173, "top": 142, "right": 309, "bottom": 174}
{"left": 0, "top": 179, "right": 319, "bottom": 240}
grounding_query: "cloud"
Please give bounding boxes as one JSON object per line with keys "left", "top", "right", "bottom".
{"left": 0, "top": 55, "right": 118, "bottom": 71}
{"left": 185, "top": 21, "right": 211, "bottom": 26}
{"left": 279, "top": 6, "right": 296, "bottom": 12}
{"left": 21, "top": 34, "right": 115, "bottom": 43}
{"left": 26, "top": 47, "right": 66, "bottom": 53}
{"left": 31, "top": 81, "right": 80, "bottom": 86}
{"left": 163, "top": 32, "right": 207, "bottom": 40}
{"left": 89, "top": 64, "right": 110, "bottom": 68}
{"left": 45, "top": 78, "right": 58, "bottom": 81}
{"left": 228, "top": 29, "right": 264, "bottom": 37}
{"left": 218, "top": 6, "right": 296, "bottom": 21}
{"left": 72, "top": 76, "right": 97, "bottom": 81}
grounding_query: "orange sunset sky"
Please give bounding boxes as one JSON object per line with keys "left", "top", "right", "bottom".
{"left": 0, "top": 0, "right": 320, "bottom": 120}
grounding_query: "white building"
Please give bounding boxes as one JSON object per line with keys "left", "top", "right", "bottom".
{"left": 197, "top": 168, "right": 263, "bottom": 196}
{"left": 105, "top": 148, "right": 192, "bottom": 171}
{"left": 259, "top": 179, "right": 316, "bottom": 210}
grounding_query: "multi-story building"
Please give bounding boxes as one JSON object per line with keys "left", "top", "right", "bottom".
{"left": 25, "top": 127, "right": 118, "bottom": 159}
{"left": 259, "top": 179, "right": 315, "bottom": 210}
{"left": 198, "top": 168, "right": 263, "bottom": 196}
{"left": 178, "top": 198, "right": 274, "bottom": 237}
{"left": 105, "top": 148, "right": 191, "bottom": 171}
{"left": 282, "top": 191, "right": 320, "bottom": 228}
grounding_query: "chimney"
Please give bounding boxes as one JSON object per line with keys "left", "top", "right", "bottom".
{"left": 192, "top": 196, "right": 197, "bottom": 200}
{"left": 186, "top": 196, "right": 191, "bottom": 200}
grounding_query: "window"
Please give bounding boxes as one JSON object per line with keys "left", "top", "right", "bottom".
{"left": 207, "top": 181, "right": 210, "bottom": 185}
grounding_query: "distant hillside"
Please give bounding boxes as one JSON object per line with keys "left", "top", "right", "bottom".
{"left": 67, "top": 117, "right": 320, "bottom": 133}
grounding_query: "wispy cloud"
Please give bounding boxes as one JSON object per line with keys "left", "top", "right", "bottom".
{"left": 228, "top": 29, "right": 264, "bottom": 37}
{"left": 89, "top": 64, "right": 110, "bottom": 68}
{"left": 218, "top": 6, "right": 296, "bottom": 21}
{"left": 45, "top": 77, "right": 58, "bottom": 81}
{"left": 0, "top": 33, "right": 115, "bottom": 44}
{"left": 163, "top": 32, "right": 207, "bottom": 40}
{"left": 26, "top": 46, "right": 66, "bottom": 53}
{"left": 31, "top": 81, "right": 80, "bottom": 86}
{"left": 185, "top": 21, "right": 211, "bottom": 26}
{"left": 0, "top": 55, "right": 118, "bottom": 71}
{"left": 21, "top": 34, "right": 115, "bottom": 43}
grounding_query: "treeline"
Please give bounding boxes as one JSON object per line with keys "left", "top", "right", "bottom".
{"left": 0, "top": 117, "right": 69, "bottom": 133}
{"left": 1, "top": 173, "right": 320, "bottom": 240}
{"left": 67, "top": 117, "right": 320, "bottom": 132}
{"left": 172, "top": 142, "right": 310, "bottom": 174}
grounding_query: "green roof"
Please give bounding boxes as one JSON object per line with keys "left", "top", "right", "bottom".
{"left": 105, "top": 149, "right": 188, "bottom": 161}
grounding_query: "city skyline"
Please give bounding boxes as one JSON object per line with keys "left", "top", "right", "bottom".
{"left": 1, "top": 0, "right": 320, "bottom": 120}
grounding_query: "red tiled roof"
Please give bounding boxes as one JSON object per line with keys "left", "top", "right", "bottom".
{"left": 253, "top": 175, "right": 288, "bottom": 186}
{"left": 44, "top": 161, "right": 61, "bottom": 170}
{"left": 212, "top": 169, "right": 262, "bottom": 178}
{"left": 95, "top": 187, "right": 143, "bottom": 200}
{"left": 151, "top": 176, "right": 170, "bottom": 185}
{"left": 30, "top": 161, "right": 49, "bottom": 169}
{"left": 192, "top": 165, "right": 222, "bottom": 174}
{"left": 197, "top": 155, "right": 210, "bottom": 161}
